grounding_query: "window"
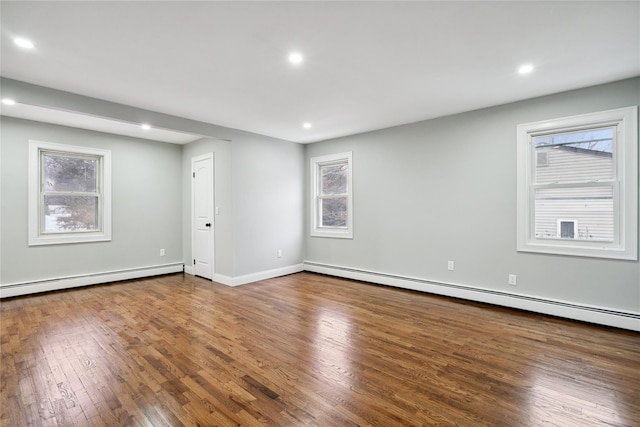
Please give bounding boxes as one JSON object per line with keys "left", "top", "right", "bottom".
{"left": 29, "top": 141, "right": 112, "bottom": 245}
{"left": 310, "top": 152, "right": 353, "bottom": 238}
{"left": 536, "top": 151, "right": 548, "bottom": 167}
{"left": 517, "top": 106, "right": 637, "bottom": 260}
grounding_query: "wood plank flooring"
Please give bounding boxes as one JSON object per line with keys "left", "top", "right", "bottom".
{"left": 1, "top": 272, "right": 638, "bottom": 426}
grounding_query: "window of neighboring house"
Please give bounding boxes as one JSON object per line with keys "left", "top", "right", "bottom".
{"left": 516, "top": 106, "right": 637, "bottom": 260}
{"left": 29, "top": 141, "right": 112, "bottom": 245}
{"left": 557, "top": 220, "right": 577, "bottom": 239}
{"left": 536, "top": 151, "right": 548, "bottom": 167}
{"left": 310, "top": 152, "right": 353, "bottom": 238}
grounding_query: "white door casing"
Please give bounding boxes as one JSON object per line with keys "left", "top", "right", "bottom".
{"left": 192, "top": 153, "right": 214, "bottom": 280}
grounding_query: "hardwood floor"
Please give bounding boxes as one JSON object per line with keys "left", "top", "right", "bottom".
{"left": 1, "top": 272, "right": 638, "bottom": 426}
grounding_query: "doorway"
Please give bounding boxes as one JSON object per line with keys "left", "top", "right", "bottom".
{"left": 192, "top": 153, "right": 214, "bottom": 279}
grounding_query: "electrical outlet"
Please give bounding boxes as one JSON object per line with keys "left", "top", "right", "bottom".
{"left": 508, "top": 274, "right": 517, "bottom": 286}
{"left": 277, "top": 249, "right": 282, "bottom": 258}
{"left": 160, "top": 249, "right": 165, "bottom": 256}
{"left": 447, "top": 261, "right": 454, "bottom": 271}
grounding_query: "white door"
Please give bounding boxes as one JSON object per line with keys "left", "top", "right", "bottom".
{"left": 192, "top": 154, "right": 214, "bottom": 280}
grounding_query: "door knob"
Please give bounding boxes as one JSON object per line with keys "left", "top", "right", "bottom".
{"left": 205, "top": 223, "right": 211, "bottom": 227}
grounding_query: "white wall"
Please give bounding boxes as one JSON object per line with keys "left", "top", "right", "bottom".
{"left": 181, "top": 133, "right": 305, "bottom": 282}
{"left": 230, "top": 132, "right": 305, "bottom": 277}
{"left": 1, "top": 78, "right": 305, "bottom": 293}
{"left": 2, "top": 76, "right": 638, "bottom": 329}
{"left": 1, "top": 117, "right": 184, "bottom": 289}
{"left": 304, "top": 78, "right": 640, "bottom": 325}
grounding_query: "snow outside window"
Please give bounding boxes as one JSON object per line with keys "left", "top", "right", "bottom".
{"left": 29, "top": 141, "right": 112, "bottom": 245}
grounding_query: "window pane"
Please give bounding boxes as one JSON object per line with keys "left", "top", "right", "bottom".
{"left": 44, "top": 154, "right": 97, "bottom": 192}
{"left": 559, "top": 221, "right": 575, "bottom": 239}
{"left": 534, "top": 186, "right": 613, "bottom": 241}
{"left": 321, "top": 163, "right": 348, "bottom": 195}
{"left": 43, "top": 195, "right": 99, "bottom": 232}
{"left": 321, "top": 197, "right": 347, "bottom": 227}
{"left": 534, "top": 128, "right": 614, "bottom": 184}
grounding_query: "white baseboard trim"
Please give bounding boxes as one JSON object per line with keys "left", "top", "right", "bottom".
{"left": 214, "top": 264, "right": 304, "bottom": 287}
{"left": 213, "top": 273, "right": 234, "bottom": 286}
{"left": 303, "top": 261, "right": 640, "bottom": 332}
{"left": 0, "top": 263, "right": 184, "bottom": 298}
{"left": 184, "top": 264, "right": 303, "bottom": 286}
{"left": 179, "top": 264, "right": 230, "bottom": 285}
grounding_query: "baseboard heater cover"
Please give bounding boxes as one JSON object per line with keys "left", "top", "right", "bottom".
{"left": 303, "top": 261, "right": 640, "bottom": 332}
{"left": 0, "top": 263, "right": 184, "bottom": 298}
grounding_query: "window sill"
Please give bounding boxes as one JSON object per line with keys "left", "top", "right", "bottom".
{"left": 29, "top": 233, "right": 111, "bottom": 246}
{"left": 311, "top": 228, "right": 353, "bottom": 239}
{"left": 517, "top": 241, "right": 636, "bottom": 260}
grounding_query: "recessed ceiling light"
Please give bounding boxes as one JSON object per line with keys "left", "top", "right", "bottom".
{"left": 14, "top": 37, "right": 35, "bottom": 49}
{"left": 289, "top": 52, "right": 303, "bottom": 64}
{"left": 1, "top": 98, "right": 16, "bottom": 105}
{"left": 518, "top": 64, "right": 534, "bottom": 74}
{"left": 141, "top": 124, "right": 151, "bottom": 130}
{"left": 303, "top": 122, "right": 312, "bottom": 129}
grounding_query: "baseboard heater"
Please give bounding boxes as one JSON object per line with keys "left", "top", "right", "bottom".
{"left": 0, "top": 263, "right": 184, "bottom": 299}
{"left": 303, "top": 261, "right": 640, "bottom": 332}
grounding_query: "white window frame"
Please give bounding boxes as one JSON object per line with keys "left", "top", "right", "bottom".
{"left": 28, "top": 140, "right": 112, "bottom": 246}
{"left": 310, "top": 152, "right": 353, "bottom": 239}
{"left": 516, "top": 106, "right": 637, "bottom": 260}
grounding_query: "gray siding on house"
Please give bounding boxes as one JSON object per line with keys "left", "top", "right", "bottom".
{"left": 534, "top": 146, "right": 613, "bottom": 241}
{"left": 536, "top": 146, "right": 612, "bottom": 183}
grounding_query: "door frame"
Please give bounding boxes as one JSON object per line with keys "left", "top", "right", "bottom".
{"left": 191, "top": 153, "right": 215, "bottom": 280}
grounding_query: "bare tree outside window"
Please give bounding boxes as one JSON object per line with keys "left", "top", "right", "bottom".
{"left": 311, "top": 152, "right": 353, "bottom": 238}
{"left": 29, "top": 140, "right": 111, "bottom": 246}
{"left": 320, "top": 163, "right": 348, "bottom": 227}
{"left": 42, "top": 153, "right": 101, "bottom": 233}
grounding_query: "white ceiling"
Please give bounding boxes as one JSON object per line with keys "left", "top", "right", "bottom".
{"left": 1, "top": 1, "right": 639, "bottom": 144}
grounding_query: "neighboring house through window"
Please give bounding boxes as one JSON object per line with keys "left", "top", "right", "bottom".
{"left": 29, "top": 141, "right": 112, "bottom": 245}
{"left": 516, "top": 106, "right": 637, "bottom": 260}
{"left": 310, "top": 152, "right": 353, "bottom": 238}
